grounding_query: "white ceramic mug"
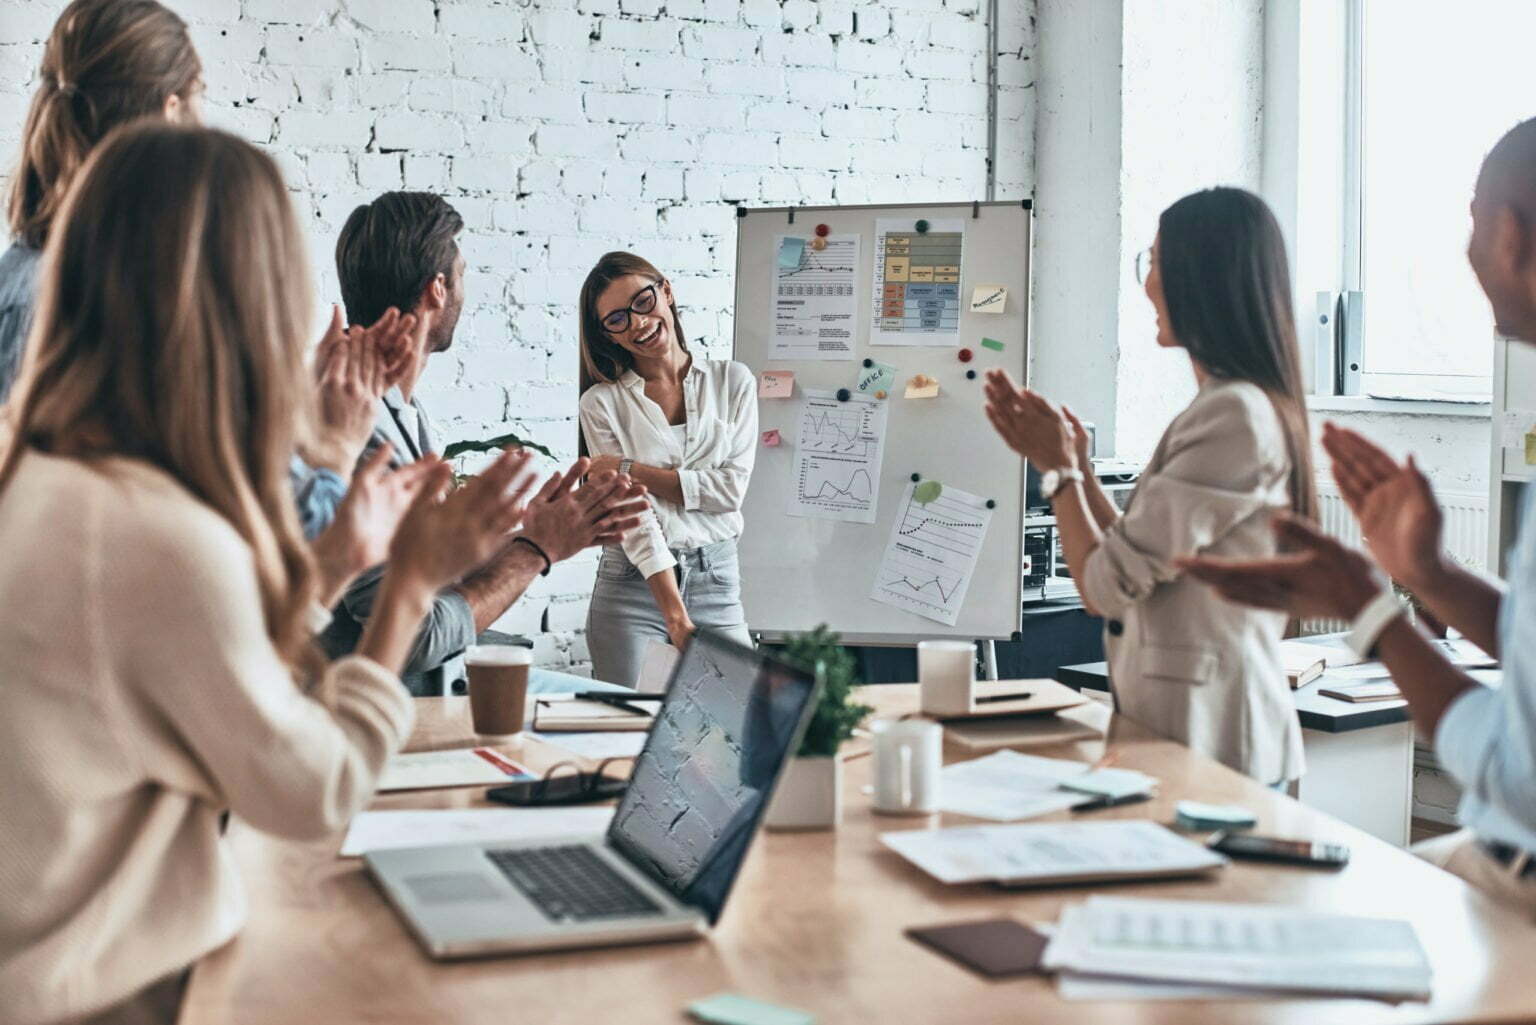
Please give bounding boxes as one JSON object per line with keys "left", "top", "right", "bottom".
{"left": 871, "top": 717, "right": 942, "bottom": 815}
{"left": 918, "top": 639, "right": 976, "bottom": 716}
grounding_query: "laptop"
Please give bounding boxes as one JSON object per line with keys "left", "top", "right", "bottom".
{"left": 366, "top": 630, "right": 820, "bottom": 959}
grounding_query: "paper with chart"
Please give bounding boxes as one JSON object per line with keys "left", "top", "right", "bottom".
{"left": 771, "top": 233, "right": 860, "bottom": 360}
{"left": 871, "top": 482, "right": 992, "bottom": 625}
{"left": 788, "top": 390, "right": 887, "bottom": 524}
{"left": 871, "top": 218, "right": 965, "bottom": 347}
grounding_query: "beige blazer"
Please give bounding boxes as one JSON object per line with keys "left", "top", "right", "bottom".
{"left": 1079, "top": 377, "right": 1305, "bottom": 783}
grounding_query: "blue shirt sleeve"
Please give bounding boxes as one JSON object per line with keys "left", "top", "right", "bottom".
{"left": 290, "top": 456, "right": 346, "bottom": 541}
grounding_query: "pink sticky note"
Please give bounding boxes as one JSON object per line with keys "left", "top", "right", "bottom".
{"left": 759, "top": 371, "right": 794, "bottom": 399}
{"left": 761, "top": 429, "right": 782, "bottom": 448}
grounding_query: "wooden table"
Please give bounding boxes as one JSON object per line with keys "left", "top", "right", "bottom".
{"left": 179, "top": 686, "right": 1536, "bottom": 1025}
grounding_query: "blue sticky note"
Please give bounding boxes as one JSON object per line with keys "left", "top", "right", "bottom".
{"left": 856, "top": 360, "right": 897, "bottom": 396}
{"left": 688, "top": 993, "right": 815, "bottom": 1025}
{"left": 778, "top": 237, "right": 806, "bottom": 269}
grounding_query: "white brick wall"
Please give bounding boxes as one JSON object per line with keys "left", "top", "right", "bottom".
{"left": 0, "top": 0, "right": 1036, "bottom": 672}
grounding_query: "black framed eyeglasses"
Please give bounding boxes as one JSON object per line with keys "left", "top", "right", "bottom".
{"left": 600, "top": 281, "right": 661, "bottom": 335}
{"left": 1134, "top": 247, "right": 1155, "bottom": 285}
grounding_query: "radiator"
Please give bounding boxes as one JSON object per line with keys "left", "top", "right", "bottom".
{"left": 1301, "top": 485, "right": 1487, "bottom": 634}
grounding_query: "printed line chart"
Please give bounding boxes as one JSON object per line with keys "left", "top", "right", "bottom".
{"left": 871, "top": 482, "right": 993, "bottom": 626}
{"left": 788, "top": 391, "right": 888, "bottom": 525}
{"left": 772, "top": 234, "right": 861, "bottom": 361}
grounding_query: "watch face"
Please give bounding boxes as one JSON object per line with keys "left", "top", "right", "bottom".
{"left": 1039, "top": 469, "right": 1060, "bottom": 498}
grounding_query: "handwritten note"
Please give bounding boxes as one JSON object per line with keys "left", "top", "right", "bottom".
{"left": 759, "top": 371, "right": 795, "bottom": 399}
{"left": 857, "top": 360, "right": 897, "bottom": 396}
{"left": 905, "top": 374, "right": 940, "bottom": 399}
{"left": 761, "top": 428, "right": 782, "bottom": 448}
{"left": 970, "top": 285, "right": 1008, "bottom": 313}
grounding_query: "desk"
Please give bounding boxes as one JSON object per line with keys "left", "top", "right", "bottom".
{"left": 1057, "top": 661, "right": 1418, "bottom": 846}
{"left": 179, "top": 688, "right": 1536, "bottom": 1025}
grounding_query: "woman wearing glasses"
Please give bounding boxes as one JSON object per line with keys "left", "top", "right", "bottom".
{"left": 577, "top": 252, "right": 757, "bottom": 687}
{"left": 983, "top": 188, "right": 1315, "bottom": 787}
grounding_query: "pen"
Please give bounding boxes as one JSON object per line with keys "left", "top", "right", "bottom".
{"left": 574, "top": 691, "right": 663, "bottom": 704}
{"left": 975, "top": 691, "right": 1033, "bottom": 704}
{"left": 1069, "top": 792, "right": 1152, "bottom": 813}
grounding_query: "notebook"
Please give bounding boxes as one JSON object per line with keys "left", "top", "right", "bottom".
{"left": 529, "top": 697, "right": 655, "bottom": 732}
{"left": 1319, "top": 680, "right": 1402, "bottom": 703}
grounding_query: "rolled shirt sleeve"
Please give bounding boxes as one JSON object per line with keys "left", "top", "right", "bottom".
{"left": 677, "top": 364, "right": 758, "bottom": 515}
{"left": 1078, "top": 385, "right": 1289, "bottom": 619}
{"left": 289, "top": 454, "right": 347, "bottom": 541}
{"left": 335, "top": 564, "right": 479, "bottom": 679}
{"left": 579, "top": 391, "right": 676, "bottom": 579}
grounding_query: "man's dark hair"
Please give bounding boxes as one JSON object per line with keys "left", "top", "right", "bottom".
{"left": 334, "top": 191, "right": 463, "bottom": 327}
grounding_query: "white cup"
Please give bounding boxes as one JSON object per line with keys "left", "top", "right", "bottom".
{"left": 918, "top": 640, "right": 976, "bottom": 716}
{"left": 871, "top": 717, "right": 942, "bottom": 815}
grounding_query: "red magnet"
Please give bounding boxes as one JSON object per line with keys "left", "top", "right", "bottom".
{"left": 815, "top": 223, "right": 830, "bottom": 237}
{"left": 958, "top": 347, "right": 974, "bottom": 362}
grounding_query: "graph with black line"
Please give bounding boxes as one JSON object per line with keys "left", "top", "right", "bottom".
{"left": 870, "top": 482, "right": 993, "bottom": 626}
{"left": 771, "top": 233, "right": 861, "bottom": 361}
{"left": 788, "top": 391, "right": 887, "bottom": 525}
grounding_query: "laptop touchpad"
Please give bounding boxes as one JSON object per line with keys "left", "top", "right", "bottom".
{"left": 405, "top": 872, "right": 502, "bottom": 904}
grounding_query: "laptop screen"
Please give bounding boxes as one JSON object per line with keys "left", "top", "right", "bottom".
{"left": 607, "top": 630, "right": 818, "bottom": 924}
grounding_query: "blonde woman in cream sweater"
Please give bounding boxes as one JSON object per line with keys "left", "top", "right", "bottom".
{"left": 0, "top": 126, "right": 641, "bottom": 1025}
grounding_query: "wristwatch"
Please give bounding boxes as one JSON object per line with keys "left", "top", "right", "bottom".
{"left": 619, "top": 457, "right": 634, "bottom": 477}
{"left": 1346, "top": 588, "right": 1405, "bottom": 658}
{"left": 1038, "top": 466, "right": 1085, "bottom": 501}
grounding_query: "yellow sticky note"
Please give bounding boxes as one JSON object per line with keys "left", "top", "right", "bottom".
{"left": 970, "top": 285, "right": 1008, "bottom": 313}
{"left": 759, "top": 371, "right": 794, "bottom": 399}
{"left": 1525, "top": 428, "right": 1536, "bottom": 466}
{"left": 904, "top": 374, "right": 940, "bottom": 399}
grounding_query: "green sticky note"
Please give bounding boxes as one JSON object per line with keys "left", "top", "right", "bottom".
{"left": 980, "top": 337, "right": 1005, "bottom": 352}
{"left": 1526, "top": 428, "right": 1536, "bottom": 467}
{"left": 688, "top": 993, "right": 815, "bottom": 1025}
{"left": 856, "top": 359, "right": 897, "bottom": 395}
{"left": 914, "top": 479, "right": 943, "bottom": 504}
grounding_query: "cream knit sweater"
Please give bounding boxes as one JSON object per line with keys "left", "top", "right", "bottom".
{"left": 0, "top": 452, "right": 414, "bottom": 1024}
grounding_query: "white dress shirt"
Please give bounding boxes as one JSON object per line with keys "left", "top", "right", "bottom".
{"left": 579, "top": 358, "right": 758, "bottom": 579}
{"left": 1435, "top": 482, "right": 1536, "bottom": 853}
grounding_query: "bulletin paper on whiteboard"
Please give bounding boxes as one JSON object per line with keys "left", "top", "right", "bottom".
{"left": 788, "top": 389, "right": 888, "bottom": 525}
{"left": 870, "top": 218, "right": 965, "bottom": 347}
{"left": 871, "top": 481, "right": 992, "bottom": 625}
{"left": 771, "top": 233, "right": 860, "bottom": 360}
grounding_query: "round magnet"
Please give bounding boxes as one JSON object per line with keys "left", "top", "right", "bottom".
{"left": 914, "top": 479, "right": 943, "bottom": 504}
{"left": 966, "top": 369, "right": 977, "bottom": 380}
{"left": 875, "top": 389, "right": 887, "bottom": 399}
{"left": 958, "top": 348, "right": 973, "bottom": 363}
{"left": 863, "top": 357, "right": 873, "bottom": 368}
{"left": 815, "top": 223, "right": 830, "bottom": 237}
{"left": 809, "top": 236, "right": 827, "bottom": 251}
{"left": 915, "top": 219, "right": 930, "bottom": 233}
{"left": 910, "top": 472, "right": 921, "bottom": 482}
{"left": 835, "top": 388, "right": 850, "bottom": 402}
{"left": 985, "top": 499, "right": 996, "bottom": 509}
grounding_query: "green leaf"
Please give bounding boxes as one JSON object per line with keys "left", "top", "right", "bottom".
{"left": 777, "top": 624, "right": 873, "bottom": 758}
{"left": 442, "top": 430, "right": 555, "bottom": 462}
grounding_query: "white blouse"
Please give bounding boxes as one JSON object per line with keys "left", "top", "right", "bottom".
{"left": 579, "top": 358, "right": 758, "bottom": 578}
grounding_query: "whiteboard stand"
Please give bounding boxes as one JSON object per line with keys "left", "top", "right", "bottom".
{"left": 733, "top": 200, "right": 1033, "bottom": 649}
{"left": 980, "top": 639, "right": 999, "bottom": 681}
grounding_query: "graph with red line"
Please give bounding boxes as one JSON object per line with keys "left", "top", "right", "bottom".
{"left": 871, "top": 482, "right": 993, "bottom": 626}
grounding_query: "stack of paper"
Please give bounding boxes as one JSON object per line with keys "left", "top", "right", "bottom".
{"left": 339, "top": 806, "right": 615, "bottom": 857}
{"left": 1043, "top": 896, "right": 1432, "bottom": 1002}
{"left": 376, "top": 747, "right": 531, "bottom": 792}
{"left": 938, "top": 751, "right": 1156, "bottom": 821}
{"left": 1279, "top": 644, "right": 1326, "bottom": 689}
{"left": 881, "top": 821, "right": 1225, "bottom": 886}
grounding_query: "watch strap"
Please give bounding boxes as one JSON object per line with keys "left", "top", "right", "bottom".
{"left": 1042, "top": 467, "right": 1085, "bottom": 501}
{"left": 1346, "top": 588, "right": 1404, "bottom": 658}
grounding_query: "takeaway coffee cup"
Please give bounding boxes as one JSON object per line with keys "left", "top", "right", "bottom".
{"left": 466, "top": 645, "right": 532, "bottom": 738}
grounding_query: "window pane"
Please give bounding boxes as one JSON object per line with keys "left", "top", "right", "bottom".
{"left": 1360, "top": 0, "right": 1532, "bottom": 395}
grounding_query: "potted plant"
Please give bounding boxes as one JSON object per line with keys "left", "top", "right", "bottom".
{"left": 765, "top": 625, "right": 873, "bottom": 831}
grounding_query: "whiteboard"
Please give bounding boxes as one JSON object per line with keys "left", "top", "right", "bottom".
{"left": 733, "top": 201, "right": 1032, "bottom": 643}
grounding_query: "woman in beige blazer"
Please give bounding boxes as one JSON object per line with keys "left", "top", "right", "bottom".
{"left": 984, "top": 187, "right": 1317, "bottom": 785}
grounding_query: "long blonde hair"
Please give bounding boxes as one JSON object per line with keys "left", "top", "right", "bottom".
{"left": 7, "top": 0, "right": 201, "bottom": 248}
{"left": 2, "top": 123, "right": 319, "bottom": 673}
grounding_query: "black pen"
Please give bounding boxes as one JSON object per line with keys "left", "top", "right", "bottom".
{"left": 975, "top": 691, "right": 1033, "bottom": 704}
{"left": 573, "top": 691, "right": 662, "bottom": 716}
{"left": 1069, "top": 792, "right": 1152, "bottom": 813}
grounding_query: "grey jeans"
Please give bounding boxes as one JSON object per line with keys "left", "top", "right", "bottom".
{"left": 586, "top": 538, "right": 750, "bottom": 688}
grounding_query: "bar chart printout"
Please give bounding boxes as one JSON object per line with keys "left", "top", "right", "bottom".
{"left": 787, "top": 390, "right": 888, "bottom": 525}
{"left": 870, "top": 218, "right": 965, "bottom": 347}
{"left": 871, "top": 482, "right": 993, "bottom": 625}
{"left": 771, "top": 233, "right": 860, "bottom": 360}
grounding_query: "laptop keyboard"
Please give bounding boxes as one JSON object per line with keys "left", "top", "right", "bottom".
{"left": 486, "top": 845, "right": 663, "bottom": 922}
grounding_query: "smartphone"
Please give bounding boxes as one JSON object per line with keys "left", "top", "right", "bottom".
{"left": 1209, "top": 831, "right": 1350, "bottom": 868}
